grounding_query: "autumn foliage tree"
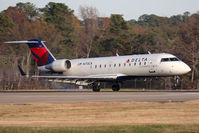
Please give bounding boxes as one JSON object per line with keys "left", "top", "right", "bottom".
{"left": 0, "top": 2, "right": 198, "bottom": 90}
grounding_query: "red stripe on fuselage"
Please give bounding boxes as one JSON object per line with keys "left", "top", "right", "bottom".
{"left": 30, "top": 47, "right": 49, "bottom": 66}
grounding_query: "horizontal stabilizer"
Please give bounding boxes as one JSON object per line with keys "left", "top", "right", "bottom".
{"left": 5, "top": 41, "right": 45, "bottom": 44}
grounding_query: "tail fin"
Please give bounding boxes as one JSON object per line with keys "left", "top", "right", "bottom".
{"left": 5, "top": 39, "right": 56, "bottom": 66}
{"left": 27, "top": 39, "right": 56, "bottom": 66}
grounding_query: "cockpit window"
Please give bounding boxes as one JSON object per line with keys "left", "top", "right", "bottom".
{"left": 161, "top": 57, "right": 179, "bottom": 62}
{"left": 170, "top": 58, "right": 179, "bottom": 61}
{"left": 161, "top": 58, "right": 169, "bottom": 62}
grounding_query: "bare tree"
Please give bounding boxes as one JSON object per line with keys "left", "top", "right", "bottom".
{"left": 79, "top": 6, "right": 99, "bottom": 57}
{"left": 178, "top": 14, "right": 199, "bottom": 88}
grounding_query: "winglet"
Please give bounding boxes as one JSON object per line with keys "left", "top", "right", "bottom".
{"left": 18, "top": 65, "right": 26, "bottom": 76}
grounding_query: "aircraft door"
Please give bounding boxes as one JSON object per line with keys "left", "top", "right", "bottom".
{"left": 149, "top": 61, "right": 159, "bottom": 75}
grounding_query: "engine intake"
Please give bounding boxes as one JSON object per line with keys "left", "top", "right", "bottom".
{"left": 46, "top": 59, "right": 71, "bottom": 72}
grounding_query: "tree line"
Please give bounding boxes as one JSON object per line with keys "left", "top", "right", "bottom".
{"left": 0, "top": 2, "right": 198, "bottom": 90}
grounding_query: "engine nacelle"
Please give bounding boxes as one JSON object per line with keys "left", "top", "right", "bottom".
{"left": 46, "top": 59, "right": 71, "bottom": 72}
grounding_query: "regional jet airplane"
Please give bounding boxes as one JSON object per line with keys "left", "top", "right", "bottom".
{"left": 5, "top": 39, "right": 191, "bottom": 92}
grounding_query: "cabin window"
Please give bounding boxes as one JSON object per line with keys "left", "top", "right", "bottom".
{"left": 139, "top": 62, "right": 141, "bottom": 66}
{"left": 95, "top": 65, "right": 97, "bottom": 68}
{"left": 114, "top": 64, "right": 116, "bottom": 67}
{"left": 119, "top": 64, "right": 121, "bottom": 67}
{"left": 104, "top": 64, "right": 106, "bottom": 68}
{"left": 99, "top": 65, "right": 101, "bottom": 68}
{"left": 134, "top": 63, "right": 136, "bottom": 66}
{"left": 135, "top": 59, "right": 138, "bottom": 62}
{"left": 129, "top": 63, "right": 131, "bottom": 66}
{"left": 144, "top": 62, "right": 146, "bottom": 65}
{"left": 109, "top": 64, "right": 111, "bottom": 67}
{"left": 124, "top": 63, "right": 126, "bottom": 67}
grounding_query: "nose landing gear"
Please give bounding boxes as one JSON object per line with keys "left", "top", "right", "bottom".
{"left": 173, "top": 76, "right": 181, "bottom": 89}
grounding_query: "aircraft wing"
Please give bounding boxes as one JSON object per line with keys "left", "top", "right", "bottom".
{"left": 17, "top": 65, "right": 127, "bottom": 86}
{"left": 33, "top": 74, "right": 126, "bottom": 86}
{"left": 32, "top": 74, "right": 121, "bottom": 80}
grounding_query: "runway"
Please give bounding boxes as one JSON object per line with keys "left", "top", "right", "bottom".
{"left": 0, "top": 91, "right": 199, "bottom": 104}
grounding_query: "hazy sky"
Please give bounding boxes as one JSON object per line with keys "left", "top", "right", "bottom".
{"left": 1, "top": 0, "right": 199, "bottom": 20}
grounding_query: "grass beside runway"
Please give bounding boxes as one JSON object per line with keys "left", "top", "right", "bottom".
{"left": 0, "top": 100, "right": 199, "bottom": 132}
{"left": 0, "top": 101, "right": 199, "bottom": 126}
{"left": 1, "top": 125, "right": 199, "bottom": 133}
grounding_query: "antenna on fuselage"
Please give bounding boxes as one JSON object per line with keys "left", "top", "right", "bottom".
{"left": 116, "top": 49, "right": 119, "bottom": 56}
{"left": 148, "top": 51, "right": 151, "bottom": 54}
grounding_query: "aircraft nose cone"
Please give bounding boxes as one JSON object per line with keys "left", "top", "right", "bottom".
{"left": 184, "top": 64, "right": 191, "bottom": 73}
{"left": 174, "top": 62, "right": 191, "bottom": 75}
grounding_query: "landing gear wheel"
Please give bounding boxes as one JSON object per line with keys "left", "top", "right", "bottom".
{"left": 112, "top": 84, "right": 120, "bottom": 92}
{"left": 173, "top": 76, "right": 181, "bottom": 89}
{"left": 92, "top": 83, "right": 101, "bottom": 92}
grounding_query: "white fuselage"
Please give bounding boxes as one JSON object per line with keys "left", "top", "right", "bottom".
{"left": 52, "top": 53, "right": 190, "bottom": 77}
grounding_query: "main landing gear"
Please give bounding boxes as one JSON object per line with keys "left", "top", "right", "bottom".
{"left": 92, "top": 83, "right": 120, "bottom": 92}
{"left": 92, "top": 83, "right": 101, "bottom": 92}
{"left": 112, "top": 84, "right": 120, "bottom": 92}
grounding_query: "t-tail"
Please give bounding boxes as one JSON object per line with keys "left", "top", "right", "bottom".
{"left": 5, "top": 39, "right": 56, "bottom": 71}
{"left": 27, "top": 39, "right": 56, "bottom": 67}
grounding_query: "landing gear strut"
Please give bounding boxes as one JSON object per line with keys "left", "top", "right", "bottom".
{"left": 112, "top": 84, "right": 120, "bottom": 92}
{"left": 92, "top": 83, "right": 101, "bottom": 92}
{"left": 173, "top": 76, "right": 181, "bottom": 89}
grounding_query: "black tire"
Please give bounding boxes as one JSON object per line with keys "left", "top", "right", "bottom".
{"left": 112, "top": 84, "right": 120, "bottom": 92}
{"left": 92, "top": 84, "right": 101, "bottom": 92}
